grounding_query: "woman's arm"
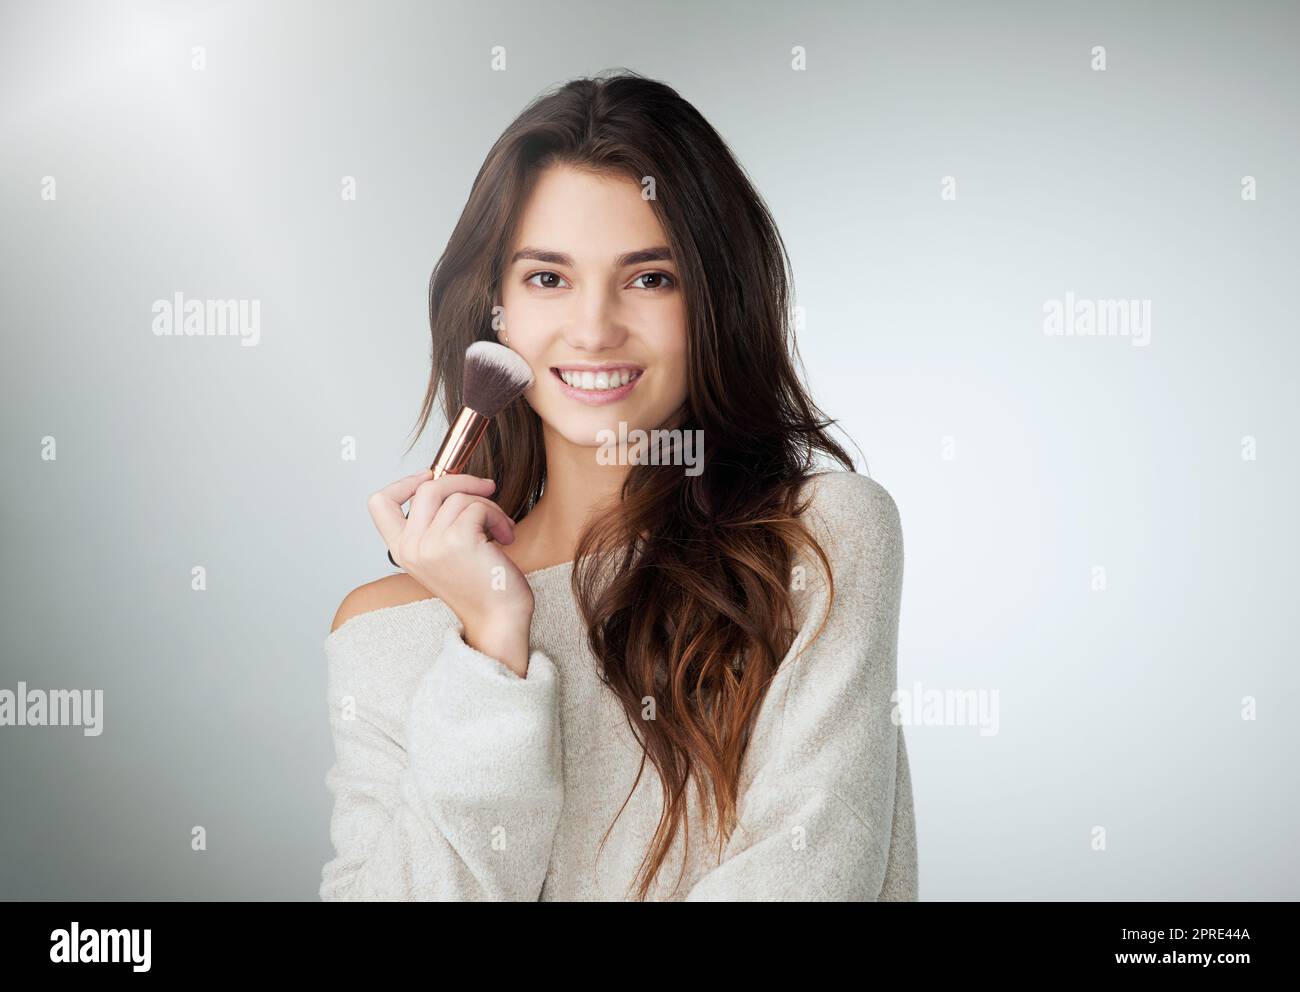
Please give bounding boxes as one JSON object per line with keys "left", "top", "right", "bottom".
{"left": 684, "top": 472, "right": 916, "bottom": 901}
{"left": 319, "top": 625, "right": 564, "bottom": 901}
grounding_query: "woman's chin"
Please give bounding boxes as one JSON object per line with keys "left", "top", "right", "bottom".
{"left": 543, "top": 414, "right": 652, "bottom": 452}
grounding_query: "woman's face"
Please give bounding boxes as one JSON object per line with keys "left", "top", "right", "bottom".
{"left": 498, "top": 164, "right": 688, "bottom": 447}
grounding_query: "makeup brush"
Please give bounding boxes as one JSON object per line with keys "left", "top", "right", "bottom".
{"left": 387, "top": 341, "right": 534, "bottom": 568}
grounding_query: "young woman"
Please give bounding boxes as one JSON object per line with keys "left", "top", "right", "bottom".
{"left": 319, "top": 71, "right": 917, "bottom": 901}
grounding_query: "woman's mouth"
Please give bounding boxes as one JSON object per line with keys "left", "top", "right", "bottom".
{"left": 550, "top": 366, "right": 643, "bottom": 406}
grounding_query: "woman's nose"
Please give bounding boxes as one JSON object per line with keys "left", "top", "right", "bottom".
{"left": 562, "top": 289, "right": 628, "bottom": 350}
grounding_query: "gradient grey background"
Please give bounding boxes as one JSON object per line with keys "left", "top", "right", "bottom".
{"left": 2, "top": 0, "right": 1296, "bottom": 900}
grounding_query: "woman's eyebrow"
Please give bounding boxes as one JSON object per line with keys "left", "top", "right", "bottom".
{"left": 510, "top": 246, "right": 674, "bottom": 267}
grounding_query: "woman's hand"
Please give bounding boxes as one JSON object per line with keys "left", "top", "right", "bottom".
{"left": 368, "top": 469, "right": 534, "bottom": 675}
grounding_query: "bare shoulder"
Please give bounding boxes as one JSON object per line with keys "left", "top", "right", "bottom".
{"left": 330, "top": 573, "right": 432, "bottom": 634}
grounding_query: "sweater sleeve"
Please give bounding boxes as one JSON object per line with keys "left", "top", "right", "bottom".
{"left": 684, "top": 473, "right": 915, "bottom": 901}
{"left": 319, "top": 624, "right": 564, "bottom": 901}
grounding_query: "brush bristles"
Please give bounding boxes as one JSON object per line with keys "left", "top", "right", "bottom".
{"left": 462, "top": 341, "right": 535, "bottom": 417}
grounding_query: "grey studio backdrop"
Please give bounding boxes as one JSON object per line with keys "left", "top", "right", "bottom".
{"left": 2, "top": 0, "right": 1297, "bottom": 901}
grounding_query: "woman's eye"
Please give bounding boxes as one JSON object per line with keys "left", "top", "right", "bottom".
{"left": 525, "top": 271, "right": 568, "bottom": 289}
{"left": 525, "top": 271, "right": 675, "bottom": 291}
{"left": 632, "top": 272, "right": 676, "bottom": 291}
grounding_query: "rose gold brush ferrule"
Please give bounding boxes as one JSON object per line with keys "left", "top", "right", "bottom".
{"left": 429, "top": 406, "right": 490, "bottom": 478}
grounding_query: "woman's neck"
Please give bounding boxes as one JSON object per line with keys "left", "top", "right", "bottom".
{"left": 509, "top": 428, "right": 629, "bottom": 569}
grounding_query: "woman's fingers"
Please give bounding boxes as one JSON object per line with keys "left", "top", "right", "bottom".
{"left": 368, "top": 470, "right": 517, "bottom": 576}
{"left": 367, "top": 472, "right": 532, "bottom": 644}
{"left": 367, "top": 469, "right": 433, "bottom": 549}
{"left": 465, "top": 499, "right": 518, "bottom": 546}
{"left": 382, "top": 474, "right": 497, "bottom": 567}
{"left": 404, "top": 474, "right": 494, "bottom": 536}
{"left": 428, "top": 494, "right": 516, "bottom": 550}
{"left": 443, "top": 493, "right": 516, "bottom": 544}
{"left": 401, "top": 474, "right": 495, "bottom": 543}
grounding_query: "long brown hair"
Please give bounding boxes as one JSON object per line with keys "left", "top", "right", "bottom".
{"left": 411, "top": 69, "right": 857, "bottom": 899}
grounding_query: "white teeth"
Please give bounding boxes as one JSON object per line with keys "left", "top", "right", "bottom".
{"left": 557, "top": 368, "right": 639, "bottom": 391}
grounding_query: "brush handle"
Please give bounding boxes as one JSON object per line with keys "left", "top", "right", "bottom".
{"left": 387, "top": 407, "right": 491, "bottom": 569}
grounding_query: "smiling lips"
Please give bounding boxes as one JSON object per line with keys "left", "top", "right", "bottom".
{"left": 550, "top": 365, "right": 643, "bottom": 405}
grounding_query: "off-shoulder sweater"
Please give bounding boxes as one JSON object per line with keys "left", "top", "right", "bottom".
{"left": 318, "top": 470, "right": 918, "bottom": 901}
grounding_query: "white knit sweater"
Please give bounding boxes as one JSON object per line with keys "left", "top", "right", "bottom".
{"left": 319, "top": 470, "right": 918, "bottom": 901}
